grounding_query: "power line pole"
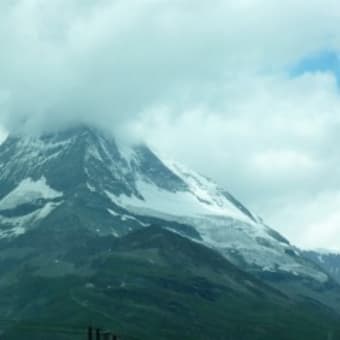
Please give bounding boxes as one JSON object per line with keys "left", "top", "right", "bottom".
{"left": 96, "top": 328, "right": 101, "bottom": 340}
{"left": 88, "top": 326, "right": 93, "bottom": 340}
{"left": 87, "top": 326, "right": 119, "bottom": 340}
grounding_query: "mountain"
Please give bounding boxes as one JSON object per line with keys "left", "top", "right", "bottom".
{"left": 303, "top": 249, "right": 340, "bottom": 284}
{"left": 1, "top": 126, "right": 340, "bottom": 339}
{"left": 0, "top": 126, "right": 327, "bottom": 279}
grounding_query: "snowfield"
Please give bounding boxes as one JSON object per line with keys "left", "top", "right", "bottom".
{"left": 0, "top": 177, "right": 63, "bottom": 210}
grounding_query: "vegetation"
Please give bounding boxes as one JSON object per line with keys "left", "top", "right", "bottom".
{"left": 2, "top": 226, "right": 340, "bottom": 339}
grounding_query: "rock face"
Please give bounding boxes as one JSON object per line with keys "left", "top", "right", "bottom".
{"left": 1, "top": 126, "right": 340, "bottom": 339}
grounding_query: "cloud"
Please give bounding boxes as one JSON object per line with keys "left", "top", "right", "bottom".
{"left": 1, "top": 0, "right": 340, "bottom": 248}
{"left": 1, "top": 0, "right": 340, "bottom": 134}
{"left": 251, "top": 149, "right": 317, "bottom": 174}
{"left": 269, "top": 191, "right": 340, "bottom": 251}
{"left": 0, "top": 125, "right": 6, "bottom": 144}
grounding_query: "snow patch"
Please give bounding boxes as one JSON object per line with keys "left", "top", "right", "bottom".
{"left": 86, "top": 144, "right": 103, "bottom": 163}
{"left": 0, "top": 201, "right": 62, "bottom": 237}
{"left": 120, "top": 214, "right": 149, "bottom": 226}
{"left": 36, "top": 202, "right": 62, "bottom": 220}
{"left": 164, "top": 160, "right": 256, "bottom": 223}
{"left": 107, "top": 207, "right": 149, "bottom": 226}
{"left": 0, "top": 177, "right": 62, "bottom": 210}
{"left": 0, "top": 226, "right": 25, "bottom": 239}
{"left": 87, "top": 183, "right": 96, "bottom": 192}
{"left": 107, "top": 208, "right": 119, "bottom": 217}
{"left": 113, "top": 178, "right": 253, "bottom": 223}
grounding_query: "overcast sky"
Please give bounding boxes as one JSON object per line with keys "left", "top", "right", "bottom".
{"left": 1, "top": 0, "right": 340, "bottom": 250}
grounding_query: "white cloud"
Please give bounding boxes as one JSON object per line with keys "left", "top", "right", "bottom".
{"left": 269, "top": 191, "right": 340, "bottom": 251}
{"left": 251, "top": 149, "right": 317, "bottom": 174}
{"left": 0, "top": 126, "right": 6, "bottom": 144}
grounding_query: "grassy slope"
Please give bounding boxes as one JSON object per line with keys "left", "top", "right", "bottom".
{"left": 2, "top": 226, "right": 340, "bottom": 340}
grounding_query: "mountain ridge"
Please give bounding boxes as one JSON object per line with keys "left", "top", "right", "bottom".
{"left": 1, "top": 125, "right": 340, "bottom": 336}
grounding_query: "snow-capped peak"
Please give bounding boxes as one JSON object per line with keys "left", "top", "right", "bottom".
{"left": 0, "top": 126, "right": 329, "bottom": 283}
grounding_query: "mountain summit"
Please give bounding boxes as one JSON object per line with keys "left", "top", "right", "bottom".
{"left": 1, "top": 126, "right": 340, "bottom": 339}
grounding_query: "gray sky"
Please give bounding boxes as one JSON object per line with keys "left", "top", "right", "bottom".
{"left": 1, "top": 0, "right": 340, "bottom": 250}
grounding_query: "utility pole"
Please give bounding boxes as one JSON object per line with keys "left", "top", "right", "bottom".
{"left": 88, "top": 326, "right": 93, "bottom": 340}
{"left": 87, "top": 326, "right": 118, "bottom": 340}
